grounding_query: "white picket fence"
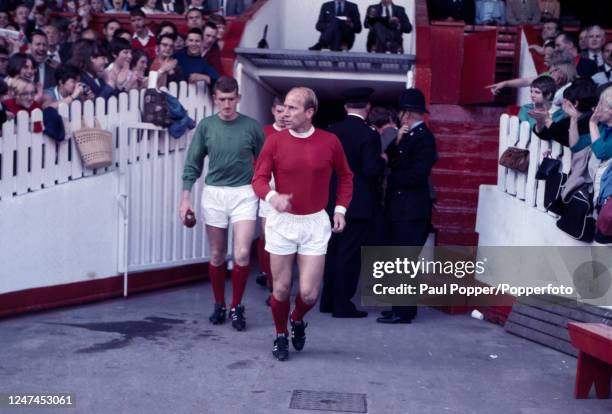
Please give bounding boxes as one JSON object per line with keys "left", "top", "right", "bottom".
{"left": 497, "top": 114, "right": 572, "bottom": 212}
{"left": 0, "top": 81, "right": 214, "bottom": 277}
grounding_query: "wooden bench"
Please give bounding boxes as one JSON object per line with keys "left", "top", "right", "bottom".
{"left": 567, "top": 322, "right": 612, "bottom": 399}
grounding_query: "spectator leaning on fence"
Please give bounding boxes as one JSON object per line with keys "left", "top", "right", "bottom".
{"left": 151, "top": 33, "right": 182, "bottom": 86}
{"left": 2, "top": 76, "right": 43, "bottom": 132}
{"left": 43, "top": 64, "right": 92, "bottom": 108}
{"left": 174, "top": 28, "right": 219, "bottom": 86}
{"left": 69, "top": 39, "right": 117, "bottom": 100}
{"left": 519, "top": 75, "right": 562, "bottom": 128}
{"left": 106, "top": 38, "right": 140, "bottom": 92}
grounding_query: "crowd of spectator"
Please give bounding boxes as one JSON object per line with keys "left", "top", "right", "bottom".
{"left": 428, "top": 0, "right": 610, "bottom": 28}
{"left": 0, "top": 0, "right": 258, "bottom": 125}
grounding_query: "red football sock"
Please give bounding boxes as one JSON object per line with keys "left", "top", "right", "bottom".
{"left": 270, "top": 295, "right": 290, "bottom": 335}
{"left": 258, "top": 237, "right": 273, "bottom": 289}
{"left": 208, "top": 262, "right": 226, "bottom": 305}
{"left": 231, "top": 263, "right": 250, "bottom": 309}
{"left": 290, "top": 294, "right": 315, "bottom": 322}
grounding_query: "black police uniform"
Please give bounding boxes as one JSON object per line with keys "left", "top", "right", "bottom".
{"left": 321, "top": 88, "right": 386, "bottom": 317}
{"left": 378, "top": 89, "right": 437, "bottom": 323}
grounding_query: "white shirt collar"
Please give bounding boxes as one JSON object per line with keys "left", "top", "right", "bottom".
{"left": 133, "top": 29, "right": 154, "bottom": 44}
{"left": 289, "top": 126, "right": 315, "bottom": 138}
{"left": 347, "top": 112, "right": 365, "bottom": 120}
{"left": 410, "top": 120, "right": 424, "bottom": 130}
{"left": 272, "top": 123, "right": 283, "bottom": 131}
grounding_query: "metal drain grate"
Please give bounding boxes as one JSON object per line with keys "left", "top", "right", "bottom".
{"left": 289, "top": 390, "right": 367, "bottom": 413}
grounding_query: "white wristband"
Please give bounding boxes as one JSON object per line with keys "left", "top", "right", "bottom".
{"left": 265, "top": 190, "right": 278, "bottom": 202}
{"left": 334, "top": 206, "right": 347, "bottom": 215}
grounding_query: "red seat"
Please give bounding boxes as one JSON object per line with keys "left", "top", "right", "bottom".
{"left": 567, "top": 322, "right": 612, "bottom": 399}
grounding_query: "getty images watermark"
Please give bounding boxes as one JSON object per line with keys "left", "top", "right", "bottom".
{"left": 360, "top": 246, "right": 612, "bottom": 307}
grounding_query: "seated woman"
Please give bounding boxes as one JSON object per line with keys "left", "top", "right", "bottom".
{"left": 2, "top": 77, "right": 43, "bottom": 132}
{"left": 589, "top": 86, "right": 612, "bottom": 162}
{"left": 519, "top": 75, "right": 563, "bottom": 128}
{"left": 533, "top": 78, "right": 599, "bottom": 153}
{"left": 43, "top": 64, "right": 92, "bottom": 109}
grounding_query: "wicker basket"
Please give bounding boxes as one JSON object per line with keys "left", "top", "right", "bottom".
{"left": 73, "top": 120, "right": 113, "bottom": 169}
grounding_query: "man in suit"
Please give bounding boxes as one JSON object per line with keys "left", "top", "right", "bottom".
{"left": 364, "top": 0, "right": 412, "bottom": 54}
{"left": 30, "top": 30, "right": 56, "bottom": 90}
{"left": 321, "top": 87, "right": 386, "bottom": 318}
{"left": 310, "top": 0, "right": 362, "bottom": 51}
{"left": 505, "top": 0, "right": 541, "bottom": 25}
{"left": 555, "top": 32, "right": 598, "bottom": 79}
{"left": 377, "top": 88, "right": 437, "bottom": 324}
{"left": 155, "top": 0, "right": 186, "bottom": 13}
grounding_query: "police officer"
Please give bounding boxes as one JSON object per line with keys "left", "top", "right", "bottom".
{"left": 321, "top": 87, "right": 386, "bottom": 318}
{"left": 376, "top": 88, "right": 437, "bottom": 324}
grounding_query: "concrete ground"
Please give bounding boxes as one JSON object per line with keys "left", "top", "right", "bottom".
{"left": 1, "top": 276, "right": 610, "bottom": 414}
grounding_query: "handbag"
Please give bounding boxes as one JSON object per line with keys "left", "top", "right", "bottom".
{"left": 73, "top": 119, "right": 113, "bottom": 169}
{"left": 142, "top": 89, "right": 172, "bottom": 127}
{"left": 556, "top": 186, "right": 595, "bottom": 242}
{"left": 544, "top": 171, "right": 567, "bottom": 215}
{"left": 499, "top": 147, "right": 530, "bottom": 173}
{"left": 596, "top": 197, "right": 612, "bottom": 237}
{"left": 535, "top": 156, "right": 561, "bottom": 180}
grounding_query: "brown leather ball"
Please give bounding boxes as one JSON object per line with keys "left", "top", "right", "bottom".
{"left": 184, "top": 209, "right": 196, "bottom": 228}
